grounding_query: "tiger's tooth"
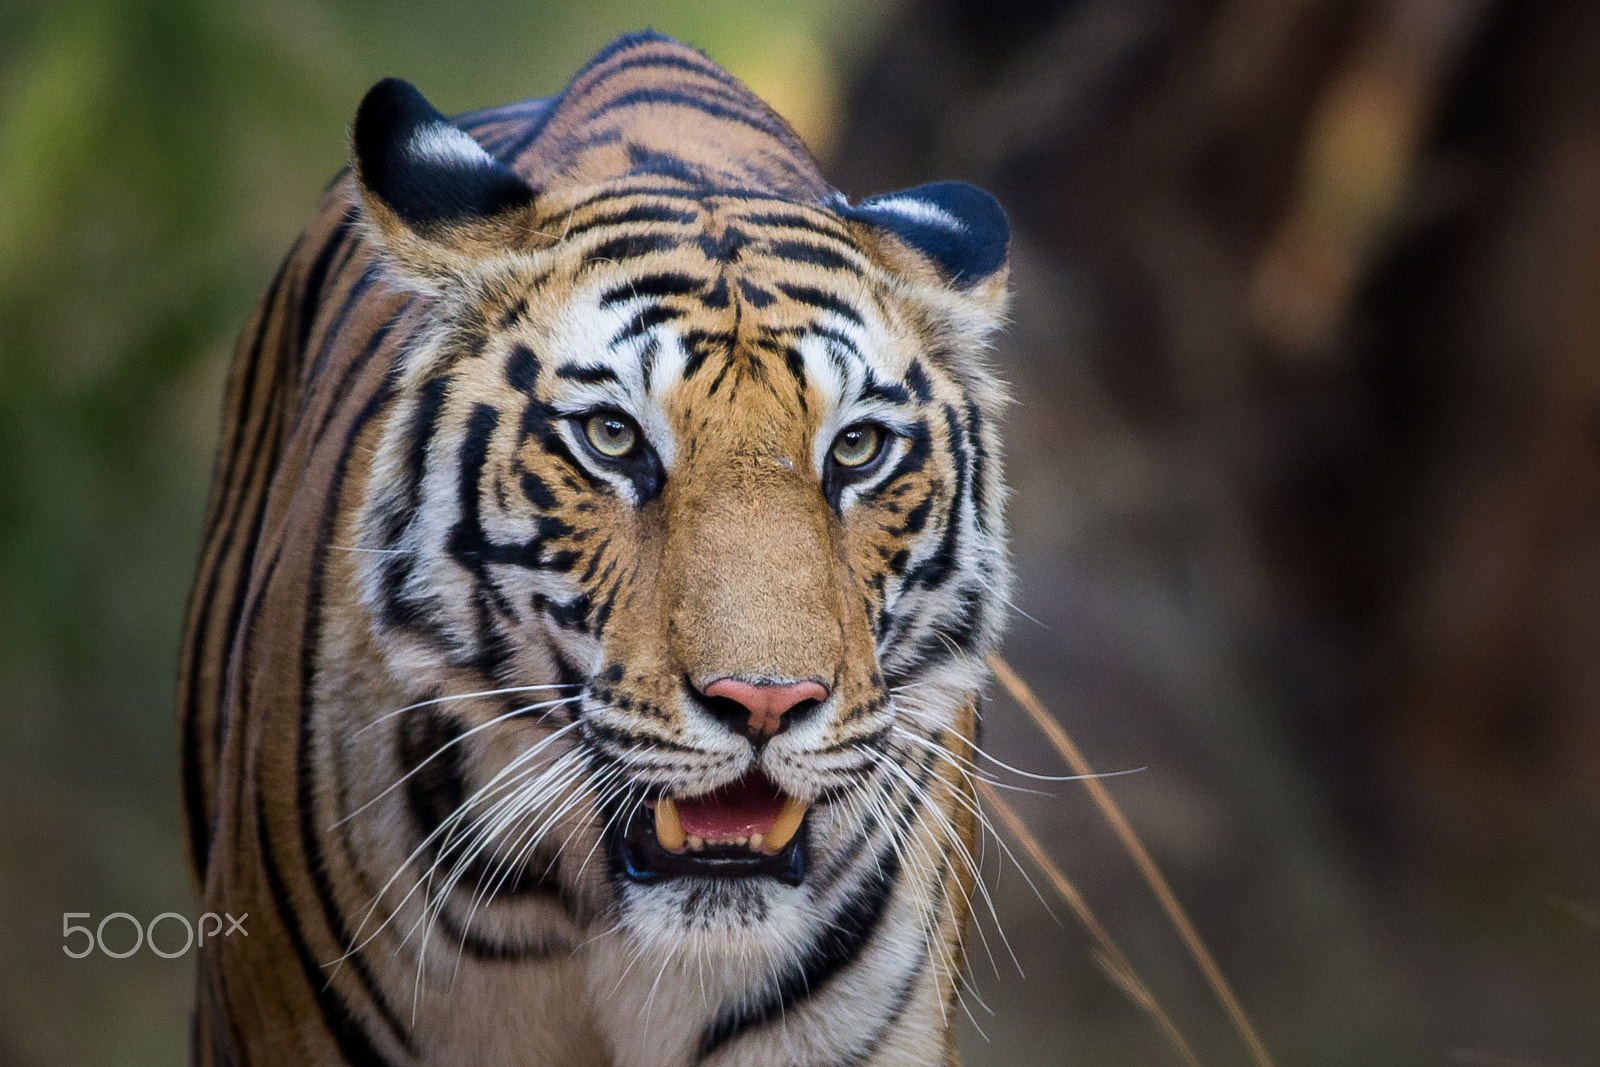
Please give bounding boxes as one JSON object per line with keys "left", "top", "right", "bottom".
{"left": 686, "top": 834, "right": 704, "bottom": 851}
{"left": 654, "top": 798, "right": 685, "bottom": 852}
{"left": 748, "top": 832, "right": 764, "bottom": 850}
{"left": 763, "top": 798, "right": 807, "bottom": 853}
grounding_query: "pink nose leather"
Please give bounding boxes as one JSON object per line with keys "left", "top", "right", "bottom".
{"left": 702, "top": 678, "right": 829, "bottom": 738}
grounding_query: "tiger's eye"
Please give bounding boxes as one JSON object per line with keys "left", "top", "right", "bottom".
{"left": 830, "top": 424, "right": 883, "bottom": 468}
{"left": 584, "top": 412, "right": 638, "bottom": 458}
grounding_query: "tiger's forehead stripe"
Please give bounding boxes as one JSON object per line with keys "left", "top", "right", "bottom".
{"left": 508, "top": 197, "right": 927, "bottom": 441}
{"left": 514, "top": 40, "right": 829, "bottom": 199}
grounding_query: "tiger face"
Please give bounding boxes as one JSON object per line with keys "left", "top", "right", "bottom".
{"left": 345, "top": 77, "right": 1011, "bottom": 970}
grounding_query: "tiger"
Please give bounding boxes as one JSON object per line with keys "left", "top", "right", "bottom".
{"left": 179, "top": 30, "right": 1012, "bottom": 1067}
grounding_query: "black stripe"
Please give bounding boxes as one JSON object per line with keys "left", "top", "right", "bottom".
{"left": 863, "top": 420, "right": 933, "bottom": 511}
{"left": 808, "top": 807, "right": 883, "bottom": 900}
{"left": 590, "top": 50, "right": 747, "bottom": 96}
{"left": 584, "top": 88, "right": 783, "bottom": 138}
{"left": 701, "top": 276, "right": 730, "bottom": 309}
{"left": 584, "top": 231, "right": 680, "bottom": 266}
{"left": 196, "top": 950, "right": 248, "bottom": 1066}
{"left": 196, "top": 396, "right": 285, "bottom": 859}
{"left": 834, "top": 955, "right": 931, "bottom": 1066}
{"left": 964, "top": 399, "right": 991, "bottom": 531}
{"left": 861, "top": 373, "right": 911, "bottom": 405}
{"left": 810, "top": 737, "right": 939, "bottom": 899}
{"left": 395, "top": 709, "right": 578, "bottom": 942}
{"left": 639, "top": 336, "right": 662, "bottom": 392}
{"left": 941, "top": 584, "right": 986, "bottom": 653}
{"left": 810, "top": 325, "right": 862, "bottom": 364}
{"left": 311, "top": 306, "right": 409, "bottom": 447}
{"left": 484, "top": 92, "right": 561, "bottom": 160}
{"left": 736, "top": 210, "right": 851, "bottom": 240}
{"left": 497, "top": 297, "right": 528, "bottom": 332}
{"left": 519, "top": 397, "right": 610, "bottom": 494}
{"left": 200, "top": 236, "right": 299, "bottom": 532}
{"left": 903, "top": 405, "right": 968, "bottom": 590}
{"left": 182, "top": 244, "right": 302, "bottom": 879}
{"left": 556, "top": 185, "right": 702, "bottom": 222}
{"left": 289, "top": 263, "right": 380, "bottom": 435}
{"left": 762, "top": 239, "right": 860, "bottom": 273}
{"left": 562, "top": 204, "right": 699, "bottom": 242}
{"left": 582, "top": 717, "right": 705, "bottom": 754}
{"left": 610, "top": 303, "right": 684, "bottom": 347}
{"left": 696, "top": 844, "right": 902, "bottom": 1062}
{"left": 680, "top": 329, "right": 734, "bottom": 379}
{"left": 904, "top": 359, "right": 933, "bottom": 404}
{"left": 776, "top": 282, "right": 865, "bottom": 326}
{"left": 832, "top": 888, "right": 940, "bottom": 1065}
{"left": 737, "top": 279, "right": 775, "bottom": 309}
{"left": 697, "top": 227, "right": 749, "bottom": 263}
{"left": 521, "top": 469, "right": 559, "bottom": 509}
{"left": 450, "top": 404, "right": 586, "bottom": 573}
{"left": 295, "top": 216, "right": 355, "bottom": 354}
{"left": 705, "top": 357, "right": 734, "bottom": 397}
{"left": 505, "top": 344, "right": 539, "bottom": 393}
{"left": 403, "top": 374, "right": 451, "bottom": 516}
{"left": 782, "top": 345, "right": 807, "bottom": 390}
{"left": 291, "top": 235, "right": 362, "bottom": 388}
{"left": 625, "top": 144, "right": 711, "bottom": 186}
{"left": 533, "top": 590, "right": 590, "bottom": 631}
{"left": 296, "top": 373, "right": 415, "bottom": 1053}
{"left": 579, "top": 539, "right": 611, "bottom": 585}
{"left": 599, "top": 271, "right": 705, "bottom": 306}
{"left": 554, "top": 363, "right": 621, "bottom": 385}
{"left": 255, "top": 804, "right": 396, "bottom": 1067}
{"left": 590, "top": 570, "right": 623, "bottom": 635}
{"left": 449, "top": 405, "right": 519, "bottom": 672}
{"left": 452, "top": 96, "right": 554, "bottom": 163}
{"left": 291, "top": 229, "right": 362, "bottom": 392}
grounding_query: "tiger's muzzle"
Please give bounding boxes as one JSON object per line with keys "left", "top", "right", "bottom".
{"left": 596, "top": 452, "right": 887, "bottom": 886}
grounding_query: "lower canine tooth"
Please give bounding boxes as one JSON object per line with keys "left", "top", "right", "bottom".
{"left": 654, "top": 798, "right": 685, "bottom": 851}
{"left": 763, "top": 798, "right": 807, "bottom": 853}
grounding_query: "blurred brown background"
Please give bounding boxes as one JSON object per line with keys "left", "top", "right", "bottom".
{"left": 2, "top": 0, "right": 1597, "bottom": 1063}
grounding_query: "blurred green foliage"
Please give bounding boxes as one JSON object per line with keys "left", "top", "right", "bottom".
{"left": 0, "top": 3, "right": 887, "bottom": 1062}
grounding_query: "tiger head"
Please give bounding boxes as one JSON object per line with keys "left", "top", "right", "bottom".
{"left": 343, "top": 42, "right": 1010, "bottom": 965}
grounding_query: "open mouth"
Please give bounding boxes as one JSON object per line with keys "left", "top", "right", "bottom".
{"left": 615, "top": 769, "right": 809, "bottom": 886}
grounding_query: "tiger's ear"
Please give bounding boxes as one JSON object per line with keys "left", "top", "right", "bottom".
{"left": 841, "top": 181, "right": 1010, "bottom": 318}
{"left": 351, "top": 77, "right": 538, "bottom": 288}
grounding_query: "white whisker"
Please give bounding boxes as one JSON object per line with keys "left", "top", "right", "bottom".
{"left": 355, "top": 685, "right": 582, "bottom": 737}
{"left": 335, "top": 697, "right": 580, "bottom": 828}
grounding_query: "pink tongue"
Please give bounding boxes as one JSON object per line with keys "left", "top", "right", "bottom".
{"left": 677, "top": 772, "right": 786, "bottom": 839}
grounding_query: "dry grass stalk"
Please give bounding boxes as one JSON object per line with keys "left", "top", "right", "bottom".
{"left": 986, "top": 652, "right": 1277, "bottom": 1067}
{"left": 977, "top": 778, "right": 1202, "bottom": 1067}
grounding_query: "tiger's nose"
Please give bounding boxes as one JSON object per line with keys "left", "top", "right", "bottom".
{"left": 698, "top": 678, "right": 830, "bottom": 740}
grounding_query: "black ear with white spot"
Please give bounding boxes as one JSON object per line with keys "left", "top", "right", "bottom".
{"left": 842, "top": 181, "right": 1009, "bottom": 290}
{"left": 352, "top": 77, "right": 534, "bottom": 234}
